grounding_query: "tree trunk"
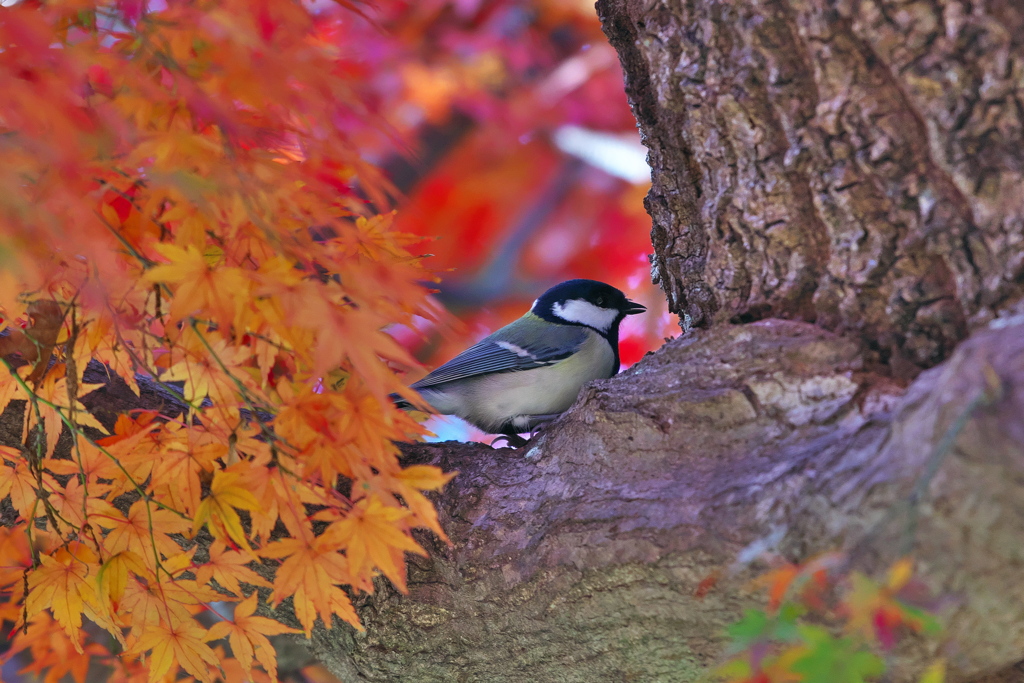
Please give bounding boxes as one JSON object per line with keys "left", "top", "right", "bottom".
{"left": 600, "top": 0, "right": 1024, "bottom": 374}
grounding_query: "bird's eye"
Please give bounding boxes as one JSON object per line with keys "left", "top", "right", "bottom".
{"left": 595, "top": 296, "right": 605, "bottom": 306}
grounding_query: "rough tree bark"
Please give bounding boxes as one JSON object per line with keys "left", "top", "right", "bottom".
{"left": 3, "top": 1, "right": 1022, "bottom": 682}
{"left": 601, "top": 0, "right": 1024, "bottom": 374}
{"left": 292, "top": 317, "right": 1024, "bottom": 683}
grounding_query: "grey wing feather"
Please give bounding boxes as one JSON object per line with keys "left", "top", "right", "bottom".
{"left": 410, "top": 317, "right": 588, "bottom": 389}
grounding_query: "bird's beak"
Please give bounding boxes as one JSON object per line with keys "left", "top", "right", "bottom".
{"left": 624, "top": 300, "right": 647, "bottom": 315}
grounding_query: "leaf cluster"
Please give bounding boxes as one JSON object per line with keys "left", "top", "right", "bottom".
{"left": 0, "top": 1, "right": 455, "bottom": 681}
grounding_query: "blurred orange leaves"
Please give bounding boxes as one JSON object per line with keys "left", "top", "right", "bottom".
{"left": 0, "top": 0, "right": 454, "bottom": 680}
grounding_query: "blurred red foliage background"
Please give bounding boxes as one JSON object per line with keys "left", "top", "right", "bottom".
{"left": 328, "top": 0, "right": 675, "bottom": 441}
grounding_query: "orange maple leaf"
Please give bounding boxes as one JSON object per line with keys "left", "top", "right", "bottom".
{"left": 0, "top": 523, "right": 33, "bottom": 590}
{"left": 102, "top": 499, "right": 190, "bottom": 567}
{"left": 195, "top": 541, "right": 272, "bottom": 597}
{"left": 147, "top": 427, "right": 222, "bottom": 516}
{"left": 325, "top": 495, "right": 426, "bottom": 593}
{"left": 143, "top": 243, "right": 251, "bottom": 334}
{"left": 4, "top": 458, "right": 60, "bottom": 522}
{"left": 4, "top": 610, "right": 107, "bottom": 683}
{"left": 260, "top": 535, "right": 359, "bottom": 636}
{"left": 46, "top": 436, "right": 126, "bottom": 487}
{"left": 751, "top": 552, "right": 843, "bottom": 612}
{"left": 158, "top": 326, "right": 257, "bottom": 413}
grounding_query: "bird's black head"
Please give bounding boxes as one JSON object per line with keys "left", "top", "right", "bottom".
{"left": 531, "top": 279, "right": 646, "bottom": 336}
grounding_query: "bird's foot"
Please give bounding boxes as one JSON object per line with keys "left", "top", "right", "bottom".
{"left": 525, "top": 413, "right": 561, "bottom": 438}
{"left": 490, "top": 413, "right": 563, "bottom": 449}
{"left": 490, "top": 433, "right": 530, "bottom": 449}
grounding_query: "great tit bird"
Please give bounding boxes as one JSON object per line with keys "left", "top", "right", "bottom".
{"left": 394, "top": 279, "right": 646, "bottom": 445}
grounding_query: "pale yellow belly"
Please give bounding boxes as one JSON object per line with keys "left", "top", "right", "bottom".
{"left": 450, "top": 331, "right": 616, "bottom": 432}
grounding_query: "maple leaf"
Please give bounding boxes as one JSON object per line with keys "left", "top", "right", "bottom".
{"left": 260, "top": 535, "right": 359, "bottom": 636}
{"left": 97, "top": 550, "right": 147, "bottom": 612}
{"left": 48, "top": 477, "right": 122, "bottom": 531}
{"left": 148, "top": 428, "right": 223, "bottom": 516}
{"left": 843, "top": 570, "right": 937, "bottom": 650}
{"left": 46, "top": 435, "right": 125, "bottom": 486}
{"left": 313, "top": 305, "right": 420, "bottom": 399}
{"left": 0, "top": 522, "right": 33, "bottom": 590}
{"left": 4, "top": 611, "right": 108, "bottom": 683}
{"left": 206, "top": 593, "right": 299, "bottom": 679}
{"left": 5, "top": 458, "right": 61, "bottom": 521}
{"left": 390, "top": 464, "right": 456, "bottom": 540}
{"left": 266, "top": 466, "right": 319, "bottom": 541}
{"left": 76, "top": 303, "right": 143, "bottom": 396}
{"left": 143, "top": 243, "right": 251, "bottom": 333}
{"left": 193, "top": 469, "right": 261, "bottom": 549}
{"left": 395, "top": 464, "right": 457, "bottom": 492}
{"left": 133, "top": 620, "right": 222, "bottom": 683}
{"left": 212, "top": 644, "right": 275, "bottom": 683}
{"left": 751, "top": 553, "right": 843, "bottom": 613}
{"left": 102, "top": 499, "right": 190, "bottom": 567}
{"left": 94, "top": 412, "right": 165, "bottom": 496}
{"left": 325, "top": 495, "right": 426, "bottom": 592}
{"left": 194, "top": 541, "right": 272, "bottom": 597}
{"left": 158, "top": 325, "right": 257, "bottom": 413}
{"left": 0, "top": 363, "right": 29, "bottom": 418}
{"left": 25, "top": 363, "right": 107, "bottom": 458}
{"left": 119, "top": 563, "right": 219, "bottom": 644}
{"left": 25, "top": 543, "right": 100, "bottom": 652}
{"left": 0, "top": 445, "right": 21, "bottom": 494}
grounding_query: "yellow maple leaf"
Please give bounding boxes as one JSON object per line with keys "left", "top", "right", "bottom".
{"left": 193, "top": 470, "right": 260, "bottom": 549}
{"left": 133, "top": 620, "right": 221, "bottom": 683}
{"left": 25, "top": 543, "right": 100, "bottom": 652}
{"left": 97, "top": 550, "right": 147, "bottom": 611}
{"left": 395, "top": 465, "right": 457, "bottom": 492}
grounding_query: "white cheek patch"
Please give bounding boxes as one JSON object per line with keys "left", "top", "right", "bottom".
{"left": 551, "top": 299, "right": 619, "bottom": 332}
{"left": 496, "top": 341, "right": 536, "bottom": 358}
